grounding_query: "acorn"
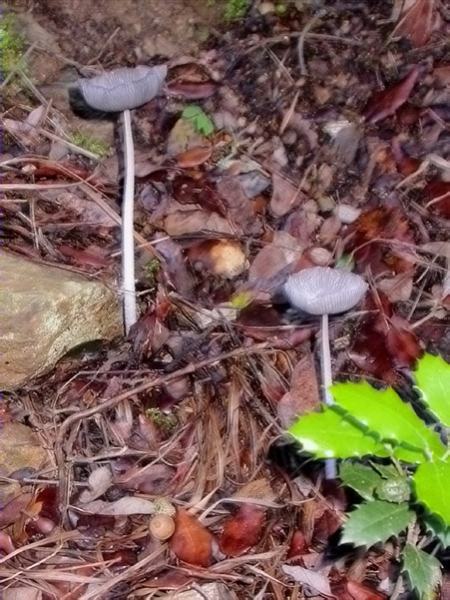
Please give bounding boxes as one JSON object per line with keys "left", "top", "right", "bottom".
{"left": 149, "top": 513, "right": 175, "bottom": 541}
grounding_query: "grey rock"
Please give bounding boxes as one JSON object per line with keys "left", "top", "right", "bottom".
{"left": 0, "top": 251, "right": 122, "bottom": 390}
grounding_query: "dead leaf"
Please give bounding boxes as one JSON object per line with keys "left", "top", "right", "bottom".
{"left": 392, "top": 0, "right": 436, "bottom": 48}
{"left": 219, "top": 504, "right": 266, "bottom": 557}
{"left": 57, "top": 244, "right": 111, "bottom": 268}
{"left": 233, "top": 478, "right": 276, "bottom": 502}
{"left": 167, "top": 119, "right": 206, "bottom": 156}
{"left": 0, "top": 492, "right": 33, "bottom": 528}
{"left": 377, "top": 273, "right": 414, "bottom": 302}
{"left": 346, "top": 580, "right": 386, "bottom": 600}
{"left": 282, "top": 564, "right": 332, "bottom": 597}
{"left": 277, "top": 352, "right": 321, "bottom": 427}
{"left": 3, "top": 587, "right": 42, "bottom": 600}
{"left": 187, "top": 240, "right": 247, "bottom": 278}
{"left": 363, "top": 67, "right": 419, "bottom": 124}
{"left": 164, "top": 209, "right": 234, "bottom": 236}
{"left": 113, "top": 461, "right": 175, "bottom": 494}
{"left": 424, "top": 180, "right": 450, "bottom": 219}
{"left": 129, "top": 309, "right": 170, "bottom": 359}
{"left": 270, "top": 173, "right": 302, "bottom": 217}
{"left": 170, "top": 509, "right": 213, "bottom": 567}
{"left": 0, "top": 531, "right": 15, "bottom": 555}
{"left": 287, "top": 530, "right": 308, "bottom": 563}
{"left": 3, "top": 105, "right": 46, "bottom": 147}
{"left": 79, "top": 466, "right": 113, "bottom": 503}
{"left": 77, "top": 496, "right": 156, "bottom": 516}
{"left": 167, "top": 81, "right": 217, "bottom": 99}
{"left": 248, "top": 232, "right": 303, "bottom": 283}
{"left": 177, "top": 145, "right": 212, "bottom": 168}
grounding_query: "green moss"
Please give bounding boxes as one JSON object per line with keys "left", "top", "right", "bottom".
{"left": 69, "top": 131, "right": 110, "bottom": 158}
{"left": 143, "top": 258, "right": 160, "bottom": 288}
{"left": 0, "top": 13, "right": 25, "bottom": 77}
{"left": 145, "top": 408, "right": 177, "bottom": 434}
{"left": 224, "top": 0, "right": 250, "bottom": 20}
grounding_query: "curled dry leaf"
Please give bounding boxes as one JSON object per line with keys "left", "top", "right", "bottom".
{"left": 177, "top": 145, "right": 212, "bottom": 168}
{"left": 166, "top": 80, "right": 217, "bottom": 99}
{"left": 346, "top": 579, "right": 386, "bottom": 600}
{"left": 282, "top": 564, "right": 332, "bottom": 597}
{"left": 219, "top": 504, "right": 266, "bottom": 557}
{"left": 270, "top": 172, "right": 302, "bottom": 217}
{"left": 187, "top": 239, "right": 247, "bottom": 278}
{"left": 277, "top": 351, "right": 321, "bottom": 427}
{"left": 79, "top": 466, "right": 112, "bottom": 503}
{"left": 170, "top": 509, "right": 213, "bottom": 567}
{"left": 248, "top": 231, "right": 303, "bottom": 284}
{"left": 363, "top": 66, "right": 419, "bottom": 124}
{"left": 163, "top": 209, "right": 234, "bottom": 237}
{"left": 392, "top": 0, "right": 437, "bottom": 48}
{"left": 77, "top": 496, "right": 156, "bottom": 516}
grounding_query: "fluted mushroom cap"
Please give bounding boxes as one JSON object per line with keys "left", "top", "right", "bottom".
{"left": 283, "top": 267, "right": 368, "bottom": 315}
{"left": 78, "top": 64, "right": 167, "bottom": 112}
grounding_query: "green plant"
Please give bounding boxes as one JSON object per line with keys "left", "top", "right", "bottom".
{"left": 69, "top": 131, "right": 110, "bottom": 158}
{"left": 223, "top": 0, "right": 250, "bottom": 21}
{"left": 143, "top": 258, "right": 160, "bottom": 289}
{"left": 289, "top": 353, "right": 450, "bottom": 599}
{"left": 0, "top": 13, "right": 25, "bottom": 77}
{"left": 146, "top": 408, "right": 177, "bottom": 434}
{"left": 181, "top": 105, "right": 215, "bottom": 137}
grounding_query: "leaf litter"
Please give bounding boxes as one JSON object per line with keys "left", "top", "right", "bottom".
{"left": 0, "top": 1, "right": 449, "bottom": 599}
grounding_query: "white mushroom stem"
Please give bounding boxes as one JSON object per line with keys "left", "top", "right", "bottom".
{"left": 121, "top": 108, "right": 137, "bottom": 333}
{"left": 320, "top": 313, "right": 336, "bottom": 479}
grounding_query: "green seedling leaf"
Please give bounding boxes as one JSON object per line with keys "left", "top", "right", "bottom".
{"left": 341, "top": 500, "right": 413, "bottom": 547}
{"left": 339, "top": 462, "right": 382, "bottom": 500}
{"left": 424, "top": 512, "right": 450, "bottom": 549}
{"left": 376, "top": 476, "right": 410, "bottom": 503}
{"left": 182, "top": 105, "right": 215, "bottom": 136}
{"left": 289, "top": 408, "right": 389, "bottom": 459}
{"left": 372, "top": 462, "right": 402, "bottom": 479}
{"left": 414, "top": 460, "right": 450, "bottom": 526}
{"left": 415, "top": 353, "right": 450, "bottom": 427}
{"left": 331, "top": 381, "right": 445, "bottom": 461}
{"left": 402, "top": 543, "right": 441, "bottom": 600}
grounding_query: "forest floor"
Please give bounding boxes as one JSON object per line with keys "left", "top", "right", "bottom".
{"left": 0, "top": 1, "right": 449, "bottom": 599}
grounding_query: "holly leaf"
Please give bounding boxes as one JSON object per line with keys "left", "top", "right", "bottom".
{"left": 414, "top": 353, "right": 450, "bottom": 427}
{"left": 288, "top": 408, "right": 389, "bottom": 459}
{"left": 414, "top": 460, "right": 450, "bottom": 526}
{"left": 423, "top": 512, "right": 450, "bottom": 549}
{"left": 331, "top": 381, "right": 445, "bottom": 461}
{"left": 339, "top": 462, "right": 382, "bottom": 500}
{"left": 402, "top": 543, "right": 441, "bottom": 600}
{"left": 182, "top": 105, "right": 214, "bottom": 136}
{"left": 341, "top": 500, "right": 413, "bottom": 547}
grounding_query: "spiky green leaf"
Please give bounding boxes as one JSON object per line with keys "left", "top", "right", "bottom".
{"left": 415, "top": 353, "right": 450, "bottom": 427}
{"left": 331, "top": 381, "right": 445, "bottom": 461}
{"left": 339, "top": 462, "right": 382, "bottom": 500}
{"left": 341, "top": 500, "right": 412, "bottom": 547}
{"left": 376, "top": 476, "right": 410, "bottom": 503}
{"left": 414, "top": 460, "right": 450, "bottom": 526}
{"left": 402, "top": 543, "right": 441, "bottom": 600}
{"left": 288, "top": 408, "right": 389, "bottom": 459}
{"left": 424, "top": 512, "right": 450, "bottom": 549}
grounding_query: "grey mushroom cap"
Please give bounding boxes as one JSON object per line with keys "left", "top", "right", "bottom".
{"left": 283, "top": 267, "right": 368, "bottom": 315}
{"left": 78, "top": 65, "right": 167, "bottom": 112}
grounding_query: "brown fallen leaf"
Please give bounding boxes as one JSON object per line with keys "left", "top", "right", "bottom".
{"left": 170, "top": 509, "right": 213, "bottom": 567}
{"left": 270, "top": 172, "right": 302, "bottom": 217}
{"left": 277, "top": 351, "right": 321, "bottom": 427}
{"left": 219, "top": 504, "right": 266, "bottom": 557}
{"left": 177, "top": 145, "right": 212, "bottom": 168}
{"left": 167, "top": 80, "right": 217, "bottom": 99}
{"left": 164, "top": 209, "right": 235, "bottom": 236}
{"left": 392, "top": 0, "right": 437, "bottom": 48}
{"left": 248, "top": 231, "right": 303, "bottom": 283}
{"left": 363, "top": 66, "right": 419, "bottom": 124}
{"left": 346, "top": 580, "right": 386, "bottom": 600}
{"left": 424, "top": 180, "right": 450, "bottom": 219}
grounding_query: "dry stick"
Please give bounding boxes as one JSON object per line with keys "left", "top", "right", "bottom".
{"left": 55, "top": 344, "right": 269, "bottom": 516}
{"left": 298, "top": 11, "right": 326, "bottom": 76}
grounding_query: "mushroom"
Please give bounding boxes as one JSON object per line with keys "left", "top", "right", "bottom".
{"left": 71, "top": 65, "right": 167, "bottom": 333}
{"left": 283, "top": 266, "right": 368, "bottom": 478}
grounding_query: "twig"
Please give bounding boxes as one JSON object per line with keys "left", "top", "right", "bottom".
{"left": 298, "top": 11, "right": 326, "bottom": 76}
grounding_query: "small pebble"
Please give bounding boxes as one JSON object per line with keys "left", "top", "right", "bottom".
{"left": 259, "top": 1, "right": 276, "bottom": 15}
{"left": 335, "top": 204, "right": 361, "bottom": 224}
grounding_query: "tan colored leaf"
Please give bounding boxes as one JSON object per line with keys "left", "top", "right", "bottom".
{"left": 270, "top": 173, "right": 302, "bottom": 217}
{"left": 177, "top": 145, "right": 212, "bottom": 168}
{"left": 163, "top": 210, "right": 234, "bottom": 236}
{"left": 393, "top": 0, "right": 437, "bottom": 48}
{"left": 277, "top": 352, "right": 321, "bottom": 427}
{"left": 78, "top": 496, "right": 155, "bottom": 515}
{"left": 79, "top": 466, "right": 113, "bottom": 503}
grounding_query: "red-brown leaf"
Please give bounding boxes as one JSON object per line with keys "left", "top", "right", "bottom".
{"left": 219, "top": 504, "right": 266, "bottom": 557}
{"left": 287, "top": 530, "right": 308, "bottom": 563}
{"left": 170, "top": 509, "right": 213, "bottom": 567}
{"left": 177, "top": 145, "right": 212, "bottom": 168}
{"left": 424, "top": 180, "right": 450, "bottom": 219}
{"left": 346, "top": 580, "right": 386, "bottom": 600}
{"left": 167, "top": 81, "right": 217, "bottom": 99}
{"left": 364, "top": 67, "right": 419, "bottom": 124}
{"left": 393, "top": 0, "right": 436, "bottom": 48}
